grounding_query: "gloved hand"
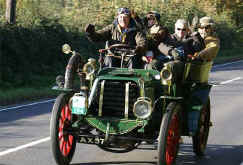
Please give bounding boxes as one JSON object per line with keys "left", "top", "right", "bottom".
{"left": 191, "top": 54, "right": 202, "bottom": 61}
{"left": 85, "top": 24, "right": 95, "bottom": 34}
{"left": 170, "top": 49, "right": 181, "bottom": 60}
{"left": 135, "top": 46, "right": 145, "bottom": 55}
{"left": 171, "top": 47, "right": 185, "bottom": 60}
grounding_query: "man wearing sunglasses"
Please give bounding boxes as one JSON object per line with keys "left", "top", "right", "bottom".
{"left": 158, "top": 19, "right": 203, "bottom": 58}
{"left": 157, "top": 19, "right": 204, "bottom": 83}
{"left": 191, "top": 16, "right": 220, "bottom": 62}
{"left": 84, "top": 7, "right": 147, "bottom": 69}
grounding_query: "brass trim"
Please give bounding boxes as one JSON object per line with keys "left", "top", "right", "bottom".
{"left": 159, "top": 96, "right": 183, "bottom": 100}
{"left": 133, "top": 97, "right": 153, "bottom": 119}
{"left": 183, "top": 63, "right": 191, "bottom": 82}
{"left": 98, "top": 80, "right": 105, "bottom": 116}
{"left": 139, "top": 79, "right": 145, "bottom": 97}
{"left": 85, "top": 118, "right": 144, "bottom": 135}
{"left": 105, "top": 122, "right": 110, "bottom": 141}
{"left": 125, "top": 82, "right": 129, "bottom": 119}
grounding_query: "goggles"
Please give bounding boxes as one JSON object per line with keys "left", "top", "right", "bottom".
{"left": 146, "top": 12, "right": 160, "bottom": 20}
{"left": 177, "top": 28, "right": 186, "bottom": 31}
{"left": 199, "top": 25, "right": 211, "bottom": 30}
{"left": 117, "top": 8, "right": 131, "bottom": 15}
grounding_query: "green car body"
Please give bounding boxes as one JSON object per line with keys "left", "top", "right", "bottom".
{"left": 50, "top": 44, "right": 212, "bottom": 165}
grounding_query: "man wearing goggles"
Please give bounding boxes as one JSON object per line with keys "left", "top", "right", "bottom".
{"left": 85, "top": 7, "right": 147, "bottom": 69}
{"left": 139, "top": 11, "right": 170, "bottom": 70}
{"left": 145, "top": 11, "right": 161, "bottom": 29}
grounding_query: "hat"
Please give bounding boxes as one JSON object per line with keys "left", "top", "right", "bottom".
{"left": 117, "top": 8, "right": 131, "bottom": 16}
{"left": 199, "top": 16, "right": 214, "bottom": 27}
{"left": 147, "top": 11, "right": 161, "bottom": 21}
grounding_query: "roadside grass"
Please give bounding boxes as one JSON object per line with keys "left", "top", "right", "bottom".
{"left": 0, "top": 75, "right": 60, "bottom": 106}
{"left": 214, "top": 47, "right": 243, "bottom": 64}
{"left": 0, "top": 87, "right": 59, "bottom": 106}
{"left": 0, "top": 48, "right": 242, "bottom": 107}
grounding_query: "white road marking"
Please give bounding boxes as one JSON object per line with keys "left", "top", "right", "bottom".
{"left": 219, "top": 77, "right": 242, "bottom": 85}
{"left": 0, "top": 137, "right": 50, "bottom": 156}
{"left": 0, "top": 99, "right": 55, "bottom": 112}
{"left": 212, "top": 60, "right": 243, "bottom": 69}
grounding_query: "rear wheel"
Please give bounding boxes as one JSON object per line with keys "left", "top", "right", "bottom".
{"left": 50, "top": 93, "right": 76, "bottom": 165}
{"left": 192, "top": 99, "right": 210, "bottom": 156}
{"left": 158, "top": 102, "right": 181, "bottom": 165}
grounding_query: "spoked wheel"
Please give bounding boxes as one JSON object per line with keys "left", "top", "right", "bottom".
{"left": 193, "top": 99, "right": 211, "bottom": 156}
{"left": 158, "top": 102, "right": 181, "bottom": 165}
{"left": 50, "top": 93, "right": 76, "bottom": 165}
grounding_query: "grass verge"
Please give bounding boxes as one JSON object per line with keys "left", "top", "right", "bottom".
{"left": 0, "top": 87, "right": 59, "bottom": 106}
{"left": 214, "top": 48, "right": 243, "bottom": 64}
{"left": 0, "top": 48, "right": 242, "bottom": 107}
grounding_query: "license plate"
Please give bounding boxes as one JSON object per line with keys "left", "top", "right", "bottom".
{"left": 72, "top": 96, "right": 87, "bottom": 115}
{"left": 79, "top": 136, "right": 105, "bottom": 145}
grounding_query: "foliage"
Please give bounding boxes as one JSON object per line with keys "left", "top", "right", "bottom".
{"left": 0, "top": 86, "right": 59, "bottom": 105}
{"left": 0, "top": 0, "right": 242, "bottom": 90}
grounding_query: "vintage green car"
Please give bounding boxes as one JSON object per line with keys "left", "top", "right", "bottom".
{"left": 50, "top": 44, "right": 212, "bottom": 165}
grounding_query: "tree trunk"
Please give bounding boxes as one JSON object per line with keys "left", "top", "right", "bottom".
{"left": 5, "top": 0, "right": 16, "bottom": 24}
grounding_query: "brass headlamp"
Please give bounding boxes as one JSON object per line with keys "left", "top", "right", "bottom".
{"left": 83, "top": 58, "right": 96, "bottom": 80}
{"left": 160, "top": 63, "right": 172, "bottom": 86}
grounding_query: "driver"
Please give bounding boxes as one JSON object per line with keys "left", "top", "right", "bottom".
{"left": 85, "top": 7, "right": 147, "bottom": 69}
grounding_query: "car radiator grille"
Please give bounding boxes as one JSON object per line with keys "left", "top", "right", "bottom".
{"left": 97, "top": 80, "right": 139, "bottom": 119}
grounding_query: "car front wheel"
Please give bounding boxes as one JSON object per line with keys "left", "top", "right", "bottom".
{"left": 50, "top": 93, "right": 76, "bottom": 165}
{"left": 158, "top": 102, "right": 181, "bottom": 165}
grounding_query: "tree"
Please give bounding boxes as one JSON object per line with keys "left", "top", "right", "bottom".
{"left": 6, "top": 0, "right": 16, "bottom": 24}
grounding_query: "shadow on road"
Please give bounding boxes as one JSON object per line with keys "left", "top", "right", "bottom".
{"left": 71, "top": 143, "right": 243, "bottom": 165}
{"left": 212, "top": 61, "right": 243, "bottom": 73}
{"left": 71, "top": 161, "right": 155, "bottom": 165}
{"left": 177, "top": 144, "right": 243, "bottom": 165}
{"left": 0, "top": 101, "right": 53, "bottom": 124}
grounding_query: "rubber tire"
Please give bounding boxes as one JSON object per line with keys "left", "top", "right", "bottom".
{"left": 192, "top": 99, "right": 210, "bottom": 156}
{"left": 50, "top": 93, "right": 76, "bottom": 165}
{"left": 158, "top": 102, "right": 181, "bottom": 165}
{"left": 98, "top": 142, "right": 140, "bottom": 153}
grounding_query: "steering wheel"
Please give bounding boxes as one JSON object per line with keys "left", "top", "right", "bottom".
{"left": 107, "top": 44, "right": 136, "bottom": 56}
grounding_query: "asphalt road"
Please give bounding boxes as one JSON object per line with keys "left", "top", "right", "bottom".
{"left": 0, "top": 61, "right": 243, "bottom": 165}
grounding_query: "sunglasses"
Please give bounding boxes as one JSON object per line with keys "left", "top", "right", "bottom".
{"left": 147, "top": 15, "right": 156, "bottom": 20}
{"left": 177, "top": 28, "right": 186, "bottom": 31}
{"left": 199, "top": 25, "right": 211, "bottom": 30}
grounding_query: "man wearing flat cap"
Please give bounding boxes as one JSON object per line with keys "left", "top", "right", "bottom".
{"left": 192, "top": 16, "right": 220, "bottom": 62}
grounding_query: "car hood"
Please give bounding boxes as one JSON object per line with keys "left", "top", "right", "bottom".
{"left": 97, "top": 67, "right": 160, "bottom": 83}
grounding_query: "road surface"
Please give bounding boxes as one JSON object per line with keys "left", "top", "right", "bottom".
{"left": 0, "top": 61, "right": 243, "bottom": 165}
